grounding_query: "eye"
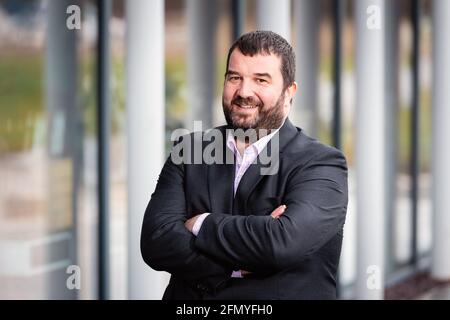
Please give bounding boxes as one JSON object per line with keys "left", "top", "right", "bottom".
{"left": 227, "top": 75, "right": 241, "bottom": 82}
{"left": 256, "top": 78, "right": 268, "bottom": 84}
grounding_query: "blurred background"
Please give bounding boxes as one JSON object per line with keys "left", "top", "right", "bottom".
{"left": 0, "top": 0, "right": 449, "bottom": 300}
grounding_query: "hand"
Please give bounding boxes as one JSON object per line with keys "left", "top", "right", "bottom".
{"left": 271, "top": 204, "right": 286, "bottom": 219}
{"left": 184, "top": 214, "right": 201, "bottom": 233}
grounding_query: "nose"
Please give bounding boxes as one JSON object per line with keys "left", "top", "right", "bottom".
{"left": 236, "top": 78, "right": 254, "bottom": 98}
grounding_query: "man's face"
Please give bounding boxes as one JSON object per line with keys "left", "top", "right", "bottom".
{"left": 222, "top": 48, "right": 296, "bottom": 131}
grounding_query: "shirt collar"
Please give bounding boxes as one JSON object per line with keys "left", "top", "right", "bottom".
{"left": 226, "top": 119, "right": 285, "bottom": 156}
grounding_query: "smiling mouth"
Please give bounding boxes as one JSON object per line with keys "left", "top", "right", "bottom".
{"left": 234, "top": 104, "right": 258, "bottom": 109}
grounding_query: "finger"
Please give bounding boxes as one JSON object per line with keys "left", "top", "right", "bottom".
{"left": 272, "top": 205, "right": 285, "bottom": 215}
{"left": 271, "top": 205, "right": 286, "bottom": 218}
{"left": 270, "top": 207, "right": 284, "bottom": 218}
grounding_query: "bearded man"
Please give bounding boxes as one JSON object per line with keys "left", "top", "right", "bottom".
{"left": 140, "top": 31, "right": 348, "bottom": 300}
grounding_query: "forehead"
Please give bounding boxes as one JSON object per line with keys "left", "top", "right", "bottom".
{"left": 228, "top": 49, "right": 282, "bottom": 77}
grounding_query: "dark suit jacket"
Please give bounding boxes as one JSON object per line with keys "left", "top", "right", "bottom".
{"left": 141, "top": 119, "right": 348, "bottom": 300}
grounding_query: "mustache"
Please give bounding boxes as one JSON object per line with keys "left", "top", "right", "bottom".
{"left": 231, "top": 96, "right": 263, "bottom": 108}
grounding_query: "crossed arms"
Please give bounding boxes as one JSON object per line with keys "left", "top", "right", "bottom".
{"left": 140, "top": 147, "right": 348, "bottom": 288}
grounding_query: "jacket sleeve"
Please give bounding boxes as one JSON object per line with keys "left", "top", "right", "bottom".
{"left": 194, "top": 148, "right": 348, "bottom": 272}
{"left": 140, "top": 154, "right": 233, "bottom": 291}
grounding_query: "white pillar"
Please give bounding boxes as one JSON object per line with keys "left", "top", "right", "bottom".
{"left": 384, "top": 0, "right": 399, "bottom": 276}
{"left": 292, "top": 0, "right": 319, "bottom": 136}
{"left": 126, "top": 0, "right": 169, "bottom": 299}
{"left": 186, "top": 0, "right": 218, "bottom": 130}
{"left": 354, "top": 0, "right": 385, "bottom": 299}
{"left": 256, "top": 0, "right": 291, "bottom": 41}
{"left": 431, "top": 0, "right": 450, "bottom": 281}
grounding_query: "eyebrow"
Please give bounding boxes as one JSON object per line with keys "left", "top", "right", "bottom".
{"left": 225, "top": 70, "right": 240, "bottom": 77}
{"left": 225, "top": 70, "right": 272, "bottom": 79}
{"left": 254, "top": 72, "right": 272, "bottom": 79}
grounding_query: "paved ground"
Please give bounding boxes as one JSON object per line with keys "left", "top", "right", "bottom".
{"left": 418, "top": 284, "right": 450, "bottom": 300}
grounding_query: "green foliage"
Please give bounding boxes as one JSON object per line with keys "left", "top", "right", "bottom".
{"left": 0, "top": 55, "right": 43, "bottom": 152}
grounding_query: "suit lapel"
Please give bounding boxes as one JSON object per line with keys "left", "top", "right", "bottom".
{"left": 207, "top": 126, "right": 235, "bottom": 215}
{"left": 233, "top": 118, "right": 299, "bottom": 213}
{"left": 206, "top": 119, "right": 299, "bottom": 215}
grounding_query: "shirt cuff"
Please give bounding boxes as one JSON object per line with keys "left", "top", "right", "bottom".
{"left": 192, "top": 213, "right": 211, "bottom": 236}
{"left": 231, "top": 270, "right": 243, "bottom": 278}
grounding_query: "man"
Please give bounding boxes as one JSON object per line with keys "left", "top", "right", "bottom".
{"left": 141, "top": 31, "right": 348, "bottom": 299}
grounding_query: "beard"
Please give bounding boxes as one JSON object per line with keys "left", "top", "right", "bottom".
{"left": 222, "top": 91, "right": 286, "bottom": 133}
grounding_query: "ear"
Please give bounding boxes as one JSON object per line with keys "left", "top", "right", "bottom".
{"left": 284, "top": 81, "right": 298, "bottom": 106}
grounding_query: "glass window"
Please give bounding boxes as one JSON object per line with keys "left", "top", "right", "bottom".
{"left": 0, "top": 0, "right": 98, "bottom": 299}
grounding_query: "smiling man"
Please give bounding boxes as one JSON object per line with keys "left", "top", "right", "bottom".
{"left": 140, "top": 31, "right": 348, "bottom": 300}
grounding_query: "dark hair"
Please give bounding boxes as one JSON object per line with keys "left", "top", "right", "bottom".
{"left": 225, "top": 30, "right": 296, "bottom": 90}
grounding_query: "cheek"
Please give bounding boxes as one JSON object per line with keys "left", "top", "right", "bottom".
{"left": 222, "top": 85, "right": 235, "bottom": 103}
{"left": 258, "top": 91, "right": 279, "bottom": 107}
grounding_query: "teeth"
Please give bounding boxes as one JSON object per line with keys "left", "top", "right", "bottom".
{"left": 239, "top": 105, "right": 256, "bottom": 109}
